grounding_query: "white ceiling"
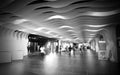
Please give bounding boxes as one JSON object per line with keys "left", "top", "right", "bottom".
{"left": 0, "top": 0, "right": 120, "bottom": 43}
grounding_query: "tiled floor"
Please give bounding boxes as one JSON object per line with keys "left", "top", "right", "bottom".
{"left": 0, "top": 50, "right": 119, "bottom": 75}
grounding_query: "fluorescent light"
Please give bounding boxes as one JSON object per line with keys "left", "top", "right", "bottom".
{"left": 86, "top": 24, "right": 108, "bottom": 27}
{"left": 13, "top": 19, "right": 29, "bottom": 24}
{"left": 84, "top": 29, "right": 103, "bottom": 32}
{"left": 85, "top": 10, "right": 119, "bottom": 16}
{"left": 59, "top": 26, "right": 73, "bottom": 29}
{"left": 47, "top": 15, "right": 67, "bottom": 20}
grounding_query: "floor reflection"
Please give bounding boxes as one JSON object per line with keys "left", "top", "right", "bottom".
{"left": 43, "top": 53, "right": 58, "bottom": 74}
{"left": 0, "top": 50, "right": 119, "bottom": 75}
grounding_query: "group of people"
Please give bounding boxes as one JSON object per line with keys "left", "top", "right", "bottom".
{"left": 59, "top": 44, "right": 91, "bottom": 55}
{"left": 59, "top": 45, "right": 78, "bottom": 55}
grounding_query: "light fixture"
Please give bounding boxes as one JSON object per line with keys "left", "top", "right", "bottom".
{"left": 13, "top": 19, "right": 29, "bottom": 24}
{"left": 86, "top": 24, "right": 108, "bottom": 28}
{"left": 59, "top": 25, "right": 73, "bottom": 29}
{"left": 85, "top": 10, "right": 119, "bottom": 16}
{"left": 84, "top": 29, "right": 103, "bottom": 32}
{"left": 46, "top": 15, "right": 67, "bottom": 20}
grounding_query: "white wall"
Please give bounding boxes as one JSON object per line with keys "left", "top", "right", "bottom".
{"left": 0, "top": 26, "right": 28, "bottom": 63}
{"left": 102, "top": 26, "right": 117, "bottom": 62}
{"left": 91, "top": 26, "right": 118, "bottom": 62}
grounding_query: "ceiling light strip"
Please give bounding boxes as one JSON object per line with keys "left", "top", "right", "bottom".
{"left": 84, "top": 29, "right": 103, "bottom": 32}
{"left": 86, "top": 24, "right": 108, "bottom": 28}
{"left": 84, "top": 10, "right": 119, "bottom": 16}
{"left": 59, "top": 25, "right": 74, "bottom": 29}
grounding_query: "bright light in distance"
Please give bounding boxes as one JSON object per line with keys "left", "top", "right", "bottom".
{"left": 86, "top": 24, "right": 108, "bottom": 28}
{"left": 47, "top": 15, "right": 67, "bottom": 20}
{"left": 84, "top": 29, "right": 103, "bottom": 32}
{"left": 59, "top": 25, "right": 73, "bottom": 29}
{"left": 13, "top": 19, "right": 29, "bottom": 24}
{"left": 40, "top": 47, "right": 46, "bottom": 54}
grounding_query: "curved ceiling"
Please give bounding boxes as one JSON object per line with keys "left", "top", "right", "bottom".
{"left": 0, "top": 0, "right": 120, "bottom": 43}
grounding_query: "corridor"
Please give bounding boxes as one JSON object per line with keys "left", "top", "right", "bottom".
{"left": 0, "top": 50, "right": 119, "bottom": 75}
{"left": 0, "top": 0, "right": 120, "bottom": 75}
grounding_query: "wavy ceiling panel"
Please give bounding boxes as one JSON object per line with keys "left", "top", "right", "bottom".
{"left": 0, "top": 0, "right": 120, "bottom": 42}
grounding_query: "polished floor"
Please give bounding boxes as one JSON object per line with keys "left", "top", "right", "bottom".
{"left": 0, "top": 50, "right": 119, "bottom": 75}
